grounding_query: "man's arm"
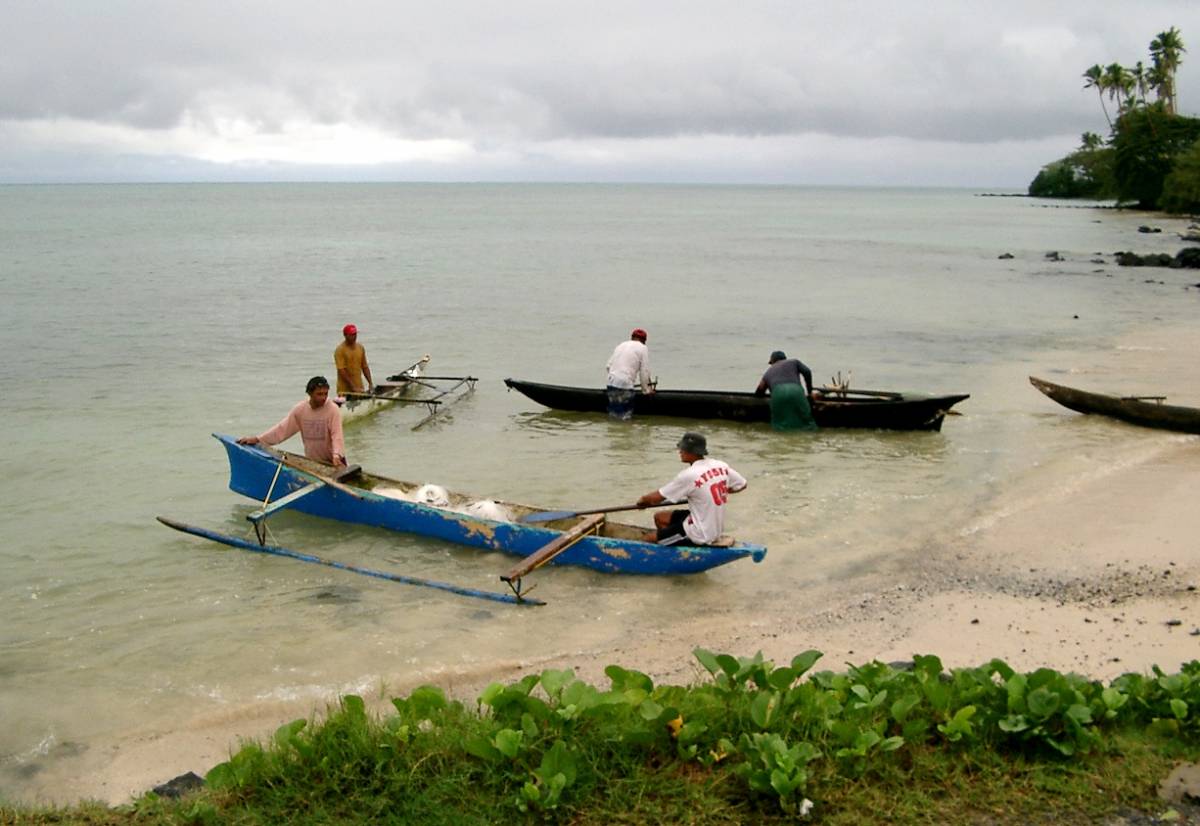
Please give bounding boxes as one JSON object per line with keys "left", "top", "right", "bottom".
{"left": 329, "top": 406, "right": 347, "bottom": 466}
{"left": 754, "top": 377, "right": 769, "bottom": 397}
{"left": 639, "top": 350, "right": 655, "bottom": 394}
{"left": 361, "top": 347, "right": 373, "bottom": 390}
{"left": 239, "top": 409, "right": 299, "bottom": 447}
{"left": 797, "top": 360, "right": 814, "bottom": 397}
{"left": 637, "top": 490, "right": 666, "bottom": 507}
{"left": 334, "top": 348, "right": 355, "bottom": 391}
{"left": 727, "top": 467, "right": 748, "bottom": 494}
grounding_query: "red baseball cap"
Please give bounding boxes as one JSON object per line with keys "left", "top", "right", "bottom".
{"left": 343, "top": 324, "right": 358, "bottom": 336}
{"left": 631, "top": 328, "right": 647, "bottom": 341}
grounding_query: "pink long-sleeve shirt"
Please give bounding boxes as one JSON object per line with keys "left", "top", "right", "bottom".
{"left": 256, "top": 399, "right": 345, "bottom": 464}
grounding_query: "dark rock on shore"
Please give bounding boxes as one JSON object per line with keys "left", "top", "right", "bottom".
{"left": 151, "top": 771, "right": 204, "bottom": 799}
{"left": 1138, "top": 225, "right": 1163, "bottom": 233}
{"left": 1115, "top": 249, "right": 1200, "bottom": 268}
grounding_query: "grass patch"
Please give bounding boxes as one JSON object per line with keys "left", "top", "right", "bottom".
{"left": 2, "top": 651, "right": 1197, "bottom": 825}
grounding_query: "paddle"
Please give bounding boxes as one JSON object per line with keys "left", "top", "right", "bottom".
{"left": 520, "top": 502, "right": 672, "bottom": 524}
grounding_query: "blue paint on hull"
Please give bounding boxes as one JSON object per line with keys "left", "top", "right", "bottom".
{"left": 215, "top": 434, "right": 766, "bottom": 575}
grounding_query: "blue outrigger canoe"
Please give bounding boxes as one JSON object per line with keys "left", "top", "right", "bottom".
{"left": 214, "top": 434, "right": 767, "bottom": 577}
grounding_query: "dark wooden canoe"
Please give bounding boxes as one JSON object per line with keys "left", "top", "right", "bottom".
{"left": 1029, "top": 376, "right": 1200, "bottom": 435}
{"left": 504, "top": 379, "right": 969, "bottom": 431}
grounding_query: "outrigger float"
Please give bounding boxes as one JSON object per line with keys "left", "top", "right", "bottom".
{"left": 157, "top": 435, "right": 766, "bottom": 606}
{"left": 338, "top": 355, "right": 478, "bottom": 429}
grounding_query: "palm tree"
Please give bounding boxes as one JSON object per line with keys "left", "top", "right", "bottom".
{"left": 1103, "top": 63, "right": 1134, "bottom": 117}
{"left": 1149, "top": 27, "right": 1186, "bottom": 114}
{"left": 1131, "top": 61, "right": 1149, "bottom": 108}
{"left": 1082, "top": 64, "right": 1112, "bottom": 129}
{"left": 1080, "top": 132, "right": 1104, "bottom": 150}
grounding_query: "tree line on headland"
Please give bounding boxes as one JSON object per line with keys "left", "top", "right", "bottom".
{"left": 1029, "top": 27, "right": 1200, "bottom": 213}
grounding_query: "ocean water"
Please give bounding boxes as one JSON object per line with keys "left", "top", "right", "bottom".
{"left": 1, "top": 183, "right": 1197, "bottom": 803}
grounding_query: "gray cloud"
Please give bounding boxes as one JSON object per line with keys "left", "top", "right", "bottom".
{"left": 1, "top": 0, "right": 1198, "bottom": 183}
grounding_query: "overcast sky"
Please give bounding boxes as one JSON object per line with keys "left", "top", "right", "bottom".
{"left": 2, "top": 0, "right": 1198, "bottom": 186}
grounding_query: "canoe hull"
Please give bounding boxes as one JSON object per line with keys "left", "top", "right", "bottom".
{"left": 215, "top": 434, "right": 765, "bottom": 575}
{"left": 1029, "top": 376, "right": 1200, "bottom": 435}
{"left": 340, "top": 360, "right": 427, "bottom": 420}
{"left": 503, "top": 379, "right": 968, "bottom": 431}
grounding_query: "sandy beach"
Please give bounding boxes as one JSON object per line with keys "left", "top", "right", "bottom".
{"left": 59, "top": 397, "right": 1200, "bottom": 805}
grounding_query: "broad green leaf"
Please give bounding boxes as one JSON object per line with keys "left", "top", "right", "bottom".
{"left": 494, "top": 728, "right": 523, "bottom": 758}
{"left": 639, "top": 699, "right": 665, "bottom": 721}
{"left": 273, "top": 718, "right": 306, "bottom": 748}
{"left": 1027, "top": 687, "right": 1061, "bottom": 718}
{"left": 790, "top": 650, "right": 824, "bottom": 676}
{"left": 693, "top": 648, "right": 721, "bottom": 676}
{"left": 478, "top": 682, "right": 504, "bottom": 707}
{"left": 912, "top": 654, "right": 945, "bottom": 680}
{"left": 539, "top": 668, "right": 574, "bottom": 700}
{"left": 463, "top": 734, "right": 501, "bottom": 762}
{"left": 998, "top": 714, "right": 1029, "bottom": 733}
{"left": 768, "top": 666, "right": 797, "bottom": 691}
{"left": 561, "top": 680, "right": 598, "bottom": 710}
{"left": 521, "top": 712, "right": 538, "bottom": 740}
{"left": 1067, "top": 703, "right": 1094, "bottom": 725}
{"left": 537, "top": 741, "right": 577, "bottom": 786}
{"left": 409, "top": 685, "right": 448, "bottom": 719}
{"left": 605, "top": 665, "right": 653, "bottom": 692}
{"left": 750, "top": 690, "right": 780, "bottom": 730}
{"left": 890, "top": 693, "right": 920, "bottom": 723}
{"left": 770, "top": 767, "right": 800, "bottom": 797}
{"left": 340, "top": 695, "right": 366, "bottom": 719}
{"left": 204, "top": 762, "right": 234, "bottom": 790}
{"left": 677, "top": 720, "right": 708, "bottom": 745}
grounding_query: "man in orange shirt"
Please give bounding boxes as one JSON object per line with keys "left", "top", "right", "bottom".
{"left": 237, "top": 376, "right": 347, "bottom": 466}
{"left": 334, "top": 324, "right": 373, "bottom": 395}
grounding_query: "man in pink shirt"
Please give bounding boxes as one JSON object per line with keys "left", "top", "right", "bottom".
{"left": 237, "top": 376, "right": 347, "bottom": 466}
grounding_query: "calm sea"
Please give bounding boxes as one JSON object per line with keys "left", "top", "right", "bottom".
{"left": 1, "top": 183, "right": 1197, "bottom": 803}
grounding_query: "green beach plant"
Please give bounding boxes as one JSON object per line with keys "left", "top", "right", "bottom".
{"left": 7, "top": 652, "right": 1199, "bottom": 824}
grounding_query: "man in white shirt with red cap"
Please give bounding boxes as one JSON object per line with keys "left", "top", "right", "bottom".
{"left": 605, "top": 327, "right": 655, "bottom": 420}
{"left": 636, "top": 432, "right": 747, "bottom": 545}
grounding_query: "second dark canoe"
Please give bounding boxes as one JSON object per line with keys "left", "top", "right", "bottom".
{"left": 503, "top": 379, "right": 969, "bottom": 431}
{"left": 1029, "top": 376, "right": 1200, "bottom": 435}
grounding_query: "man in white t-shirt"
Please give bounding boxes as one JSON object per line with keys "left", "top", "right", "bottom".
{"left": 635, "top": 431, "right": 747, "bottom": 545}
{"left": 605, "top": 328, "right": 655, "bottom": 420}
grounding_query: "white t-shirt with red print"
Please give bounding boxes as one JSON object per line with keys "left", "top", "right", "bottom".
{"left": 658, "top": 458, "right": 747, "bottom": 545}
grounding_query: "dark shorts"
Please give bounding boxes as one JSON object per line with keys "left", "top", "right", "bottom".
{"left": 655, "top": 509, "right": 697, "bottom": 545}
{"left": 606, "top": 387, "right": 637, "bottom": 420}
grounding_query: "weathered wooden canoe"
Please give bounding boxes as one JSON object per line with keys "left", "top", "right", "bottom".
{"left": 1029, "top": 376, "right": 1200, "bottom": 435}
{"left": 503, "top": 379, "right": 969, "bottom": 431}
{"left": 338, "top": 356, "right": 429, "bottom": 420}
{"left": 214, "top": 434, "right": 766, "bottom": 575}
